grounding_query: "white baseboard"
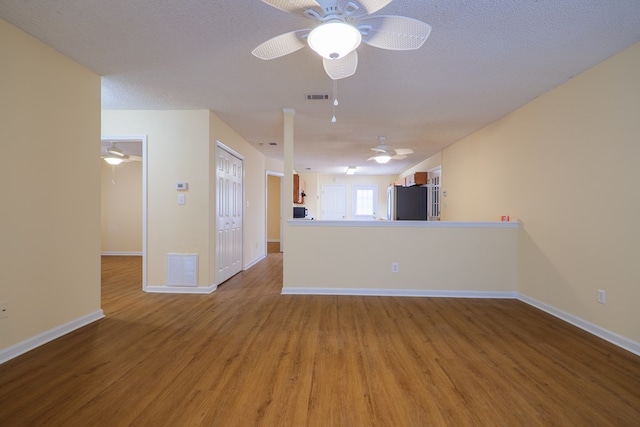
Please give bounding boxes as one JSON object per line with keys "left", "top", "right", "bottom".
{"left": 518, "top": 294, "right": 640, "bottom": 357}
{"left": 145, "top": 284, "right": 217, "bottom": 294}
{"left": 101, "top": 251, "right": 143, "bottom": 256}
{"left": 0, "top": 310, "right": 104, "bottom": 365}
{"left": 281, "top": 287, "right": 517, "bottom": 299}
{"left": 244, "top": 255, "right": 266, "bottom": 270}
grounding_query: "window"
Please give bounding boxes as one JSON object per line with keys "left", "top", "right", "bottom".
{"left": 353, "top": 185, "right": 377, "bottom": 220}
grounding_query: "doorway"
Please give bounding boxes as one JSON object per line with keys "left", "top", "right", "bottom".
{"left": 100, "top": 135, "right": 148, "bottom": 289}
{"left": 266, "top": 171, "right": 283, "bottom": 253}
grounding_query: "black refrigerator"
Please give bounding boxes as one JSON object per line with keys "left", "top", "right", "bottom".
{"left": 394, "top": 185, "right": 428, "bottom": 220}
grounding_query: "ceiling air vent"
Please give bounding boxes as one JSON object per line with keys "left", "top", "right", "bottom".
{"left": 306, "top": 94, "right": 329, "bottom": 100}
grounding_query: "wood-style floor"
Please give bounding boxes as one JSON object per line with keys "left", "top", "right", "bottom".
{"left": 1, "top": 243, "right": 639, "bottom": 426}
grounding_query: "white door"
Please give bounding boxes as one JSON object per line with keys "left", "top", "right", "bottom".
{"left": 352, "top": 185, "right": 378, "bottom": 220}
{"left": 321, "top": 185, "right": 347, "bottom": 220}
{"left": 428, "top": 168, "right": 441, "bottom": 221}
{"left": 216, "top": 146, "right": 243, "bottom": 284}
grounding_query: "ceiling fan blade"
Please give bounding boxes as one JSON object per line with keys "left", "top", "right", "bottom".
{"left": 323, "top": 50, "right": 358, "bottom": 80}
{"left": 124, "top": 155, "right": 142, "bottom": 162}
{"left": 259, "top": 0, "right": 322, "bottom": 15}
{"left": 359, "top": 15, "right": 432, "bottom": 50}
{"left": 394, "top": 148, "right": 413, "bottom": 155}
{"left": 338, "top": 0, "right": 393, "bottom": 18}
{"left": 252, "top": 30, "right": 310, "bottom": 60}
{"left": 391, "top": 154, "right": 407, "bottom": 160}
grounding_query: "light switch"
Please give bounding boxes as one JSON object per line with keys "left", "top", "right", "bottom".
{"left": 178, "top": 194, "right": 186, "bottom": 205}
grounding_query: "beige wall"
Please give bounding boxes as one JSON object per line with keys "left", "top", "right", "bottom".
{"left": 399, "top": 152, "right": 443, "bottom": 181}
{"left": 285, "top": 223, "right": 518, "bottom": 292}
{"left": 101, "top": 161, "right": 143, "bottom": 253}
{"left": 101, "top": 110, "right": 268, "bottom": 288}
{"left": 309, "top": 174, "right": 397, "bottom": 220}
{"left": 102, "top": 110, "right": 211, "bottom": 287}
{"left": 441, "top": 42, "right": 640, "bottom": 342}
{"left": 0, "top": 19, "right": 102, "bottom": 350}
{"left": 267, "top": 175, "right": 281, "bottom": 242}
{"left": 208, "top": 111, "right": 268, "bottom": 270}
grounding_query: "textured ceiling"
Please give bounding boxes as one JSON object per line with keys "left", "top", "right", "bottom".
{"left": 2, "top": 1, "right": 640, "bottom": 175}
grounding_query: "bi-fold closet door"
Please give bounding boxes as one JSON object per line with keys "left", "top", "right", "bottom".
{"left": 216, "top": 145, "right": 243, "bottom": 285}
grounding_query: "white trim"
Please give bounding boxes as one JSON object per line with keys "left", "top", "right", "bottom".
{"left": 287, "top": 219, "right": 519, "bottom": 228}
{"left": 281, "top": 287, "right": 517, "bottom": 299}
{"left": 0, "top": 310, "right": 104, "bottom": 365}
{"left": 244, "top": 255, "right": 265, "bottom": 270}
{"left": 145, "top": 284, "right": 217, "bottom": 294}
{"left": 518, "top": 294, "right": 640, "bottom": 357}
{"left": 216, "top": 140, "right": 244, "bottom": 160}
{"left": 101, "top": 251, "right": 142, "bottom": 256}
{"left": 101, "top": 134, "right": 148, "bottom": 292}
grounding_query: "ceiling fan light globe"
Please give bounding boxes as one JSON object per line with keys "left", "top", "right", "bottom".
{"left": 308, "top": 21, "right": 361, "bottom": 60}
{"left": 104, "top": 156, "right": 123, "bottom": 165}
{"left": 374, "top": 155, "right": 391, "bottom": 164}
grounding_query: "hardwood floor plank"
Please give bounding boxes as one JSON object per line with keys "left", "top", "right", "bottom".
{"left": 1, "top": 253, "right": 639, "bottom": 426}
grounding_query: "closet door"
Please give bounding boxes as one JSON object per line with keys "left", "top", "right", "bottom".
{"left": 216, "top": 146, "right": 243, "bottom": 284}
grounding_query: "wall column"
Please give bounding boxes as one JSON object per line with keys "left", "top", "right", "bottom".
{"left": 282, "top": 108, "right": 294, "bottom": 284}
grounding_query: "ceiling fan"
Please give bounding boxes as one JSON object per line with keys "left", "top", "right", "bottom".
{"left": 252, "top": 0, "right": 432, "bottom": 80}
{"left": 101, "top": 142, "right": 141, "bottom": 165}
{"left": 367, "top": 136, "right": 413, "bottom": 164}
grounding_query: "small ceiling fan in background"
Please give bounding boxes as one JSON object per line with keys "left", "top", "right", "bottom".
{"left": 367, "top": 136, "right": 413, "bottom": 164}
{"left": 102, "top": 142, "right": 141, "bottom": 165}
{"left": 252, "top": 0, "right": 432, "bottom": 80}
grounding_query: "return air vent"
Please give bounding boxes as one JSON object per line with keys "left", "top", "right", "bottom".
{"left": 306, "top": 94, "right": 329, "bottom": 100}
{"left": 167, "top": 253, "right": 198, "bottom": 287}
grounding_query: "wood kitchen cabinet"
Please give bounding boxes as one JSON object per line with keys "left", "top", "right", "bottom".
{"left": 293, "top": 174, "right": 306, "bottom": 204}
{"left": 405, "top": 172, "right": 428, "bottom": 187}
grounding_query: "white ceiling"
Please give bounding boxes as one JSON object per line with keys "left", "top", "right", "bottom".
{"left": 3, "top": 1, "right": 640, "bottom": 175}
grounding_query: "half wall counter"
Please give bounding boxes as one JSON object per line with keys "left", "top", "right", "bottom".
{"left": 283, "top": 220, "right": 519, "bottom": 297}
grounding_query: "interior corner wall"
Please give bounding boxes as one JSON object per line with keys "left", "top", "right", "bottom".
{"left": 208, "top": 111, "right": 268, "bottom": 272}
{"left": 440, "top": 41, "right": 640, "bottom": 342}
{"left": 101, "top": 161, "right": 143, "bottom": 253}
{"left": 399, "top": 152, "right": 443, "bottom": 181}
{"left": 267, "top": 175, "right": 281, "bottom": 242}
{"left": 0, "top": 18, "right": 102, "bottom": 350}
{"left": 102, "top": 110, "right": 212, "bottom": 287}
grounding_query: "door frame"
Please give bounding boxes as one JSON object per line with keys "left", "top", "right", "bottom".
{"left": 101, "top": 134, "right": 148, "bottom": 290}
{"left": 266, "top": 170, "right": 284, "bottom": 253}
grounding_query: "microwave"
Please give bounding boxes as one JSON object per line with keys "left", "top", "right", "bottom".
{"left": 293, "top": 207, "right": 307, "bottom": 218}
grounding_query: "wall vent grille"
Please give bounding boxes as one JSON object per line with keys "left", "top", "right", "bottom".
{"left": 306, "top": 94, "right": 329, "bottom": 100}
{"left": 167, "top": 253, "right": 198, "bottom": 287}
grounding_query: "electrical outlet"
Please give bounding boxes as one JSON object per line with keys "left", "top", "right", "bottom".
{"left": 597, "top": 289, "right": 606, "bottom": 304}
{"left": 391, "top": 262, "right": 399, "bottom": 273}
{"left": 0, "top": 301, "right": 7, "bottom": 319}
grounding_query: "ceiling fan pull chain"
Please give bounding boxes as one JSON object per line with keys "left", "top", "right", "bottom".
{"left": 332, "top": 78, "right": 338, "bottom": 123}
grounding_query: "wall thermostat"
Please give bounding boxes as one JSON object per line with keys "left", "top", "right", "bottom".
{"left": 176, "top": 182, "right": 188, "bottom": 191}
